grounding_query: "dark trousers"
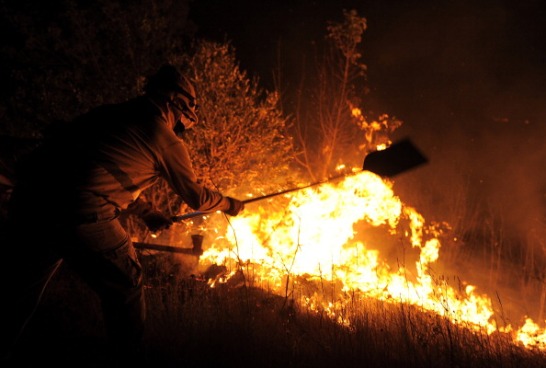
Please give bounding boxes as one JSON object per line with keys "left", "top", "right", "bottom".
{"left": 1, "top": 211, "right": 146, "bottom": 362}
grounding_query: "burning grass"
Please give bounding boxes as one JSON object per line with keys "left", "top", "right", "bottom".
{"left": 9, "top": 261, "right": 545, "bottom": 368}
{"left": 169, "top": 170, "right": 545, "bottom": 350}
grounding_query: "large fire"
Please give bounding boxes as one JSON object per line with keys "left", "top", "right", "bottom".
{"left": 186, "top": 169, "right": 545, "bottom": 351}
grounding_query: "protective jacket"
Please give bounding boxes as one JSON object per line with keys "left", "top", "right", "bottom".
{"left": 14, "top": 95, "right": 231, "bottom": 221}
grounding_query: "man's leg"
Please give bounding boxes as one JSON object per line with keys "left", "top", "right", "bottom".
{"left": 68, "top": 219, "right": 146, "bottom": 362}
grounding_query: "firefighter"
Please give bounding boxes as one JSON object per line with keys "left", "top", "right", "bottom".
{"left": 1, "top": 64, "right": 245, "bottom": 364}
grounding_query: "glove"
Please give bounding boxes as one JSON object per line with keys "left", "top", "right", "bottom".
{"left": 141, "top": 210, "right": 173, "bottom": 233}
{"left": 224, "top": 197, "right": 245, "bottom": 216}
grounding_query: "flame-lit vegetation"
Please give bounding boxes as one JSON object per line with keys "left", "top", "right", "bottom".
{"left": 1, "top": 2, "right": 545, "bottom": 367}
{"left": 16, "top": 246, "right": 545, "bottom": 367}
{"left": 166, "top": 167, "right": 545, "bottom": 352}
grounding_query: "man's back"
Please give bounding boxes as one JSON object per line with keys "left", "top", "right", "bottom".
{"left": 14, "top": 96, "right": 175, "bottom": 215}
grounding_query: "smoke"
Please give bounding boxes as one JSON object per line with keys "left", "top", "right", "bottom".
{"left": 357, "top": 1, "right": 546, "bottom": 322}
{"left": 362, "top": 0, "right": 546, "bottom": 240}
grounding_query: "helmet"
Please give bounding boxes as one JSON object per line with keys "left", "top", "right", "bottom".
{"left": 145, "top": 64, "right": 199, "bottom": 131}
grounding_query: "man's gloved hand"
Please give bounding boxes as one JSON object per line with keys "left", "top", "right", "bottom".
{"left": 141, "top": 210, "right": 173, "bottom": 233}
{"left": 224, "top": 197, "right": 245, "bottom": 216}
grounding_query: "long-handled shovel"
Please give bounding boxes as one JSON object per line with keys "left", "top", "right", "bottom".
{"left": 171, "top": 138, "right": 427, "bottom": 222}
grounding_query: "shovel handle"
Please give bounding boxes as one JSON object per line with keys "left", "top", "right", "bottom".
{"left": 170, "top": 139, "right": 427, "bottom": 223}
{"left": 170, "top": 173, "right": 356, "bottom": 222}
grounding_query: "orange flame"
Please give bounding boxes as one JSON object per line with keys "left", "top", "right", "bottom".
{"left": 196, "top": 170, "right": 545, "bottom": 350}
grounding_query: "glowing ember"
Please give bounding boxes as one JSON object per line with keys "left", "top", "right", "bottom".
{"left": 195, "top": 170, "right": 546, "bottom": 350}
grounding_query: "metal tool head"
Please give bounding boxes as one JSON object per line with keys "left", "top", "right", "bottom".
{"left": 363, "top": 138, "right": 428, "bottom": 178}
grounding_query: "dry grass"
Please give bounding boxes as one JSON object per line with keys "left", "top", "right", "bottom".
{"left": 6, "top": 253, "right": 546, "bottom": 368}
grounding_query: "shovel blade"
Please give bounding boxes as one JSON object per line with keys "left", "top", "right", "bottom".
{"left": 363, "top": 138, "right": 428, "bottom": 178}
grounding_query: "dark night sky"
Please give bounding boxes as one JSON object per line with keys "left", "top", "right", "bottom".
{"left": 189, "top": 0, "right": 546, "bottom": 232}
{"left": 189, "top": 0, "right": 546, "bottom": 122}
